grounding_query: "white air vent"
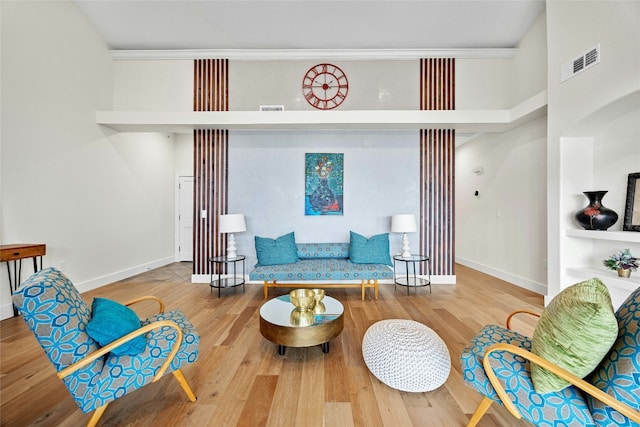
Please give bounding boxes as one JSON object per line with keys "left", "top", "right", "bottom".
{"left": 259, "top": 105, "right": 284, "bottom": 111}
{"left": 561, "top": 44, "right": 601, "bottom": 82}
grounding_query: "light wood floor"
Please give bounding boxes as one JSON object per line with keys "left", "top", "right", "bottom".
{"left": 1, "top": 263, "right": 543, "bottom": 426}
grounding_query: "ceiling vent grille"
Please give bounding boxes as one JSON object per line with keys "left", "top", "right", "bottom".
{"left": 259, "top": 105, "right": 285, "bottom": 111}
{"left": 561, "top": 44, "right": 600, "bottom": 83}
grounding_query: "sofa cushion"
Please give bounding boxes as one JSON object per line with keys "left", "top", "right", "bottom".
{"left": 531, "top": 278, "right": 618, "bottom": 394}
{"left": 86, "top": 297, "right": 146, "bottom": 356}
{"left": 349, "top": 231, "right": 392, "bottom": 266}
{"left": 297, "top": 243, "right": 349, "bottom": 259}
{"left": 587, "top": 285, "right": 640, "bottom": 425}
{"left": 249, "top": 258, "right": 392, "bottom": 281}
{"left": 255, "top": 232, "right": 299, "bottom": 266}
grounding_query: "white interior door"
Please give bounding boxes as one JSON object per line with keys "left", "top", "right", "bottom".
{"left": 178, "top": 176, "right": 194, "bottom": 262}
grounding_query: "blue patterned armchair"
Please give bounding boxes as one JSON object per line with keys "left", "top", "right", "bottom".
{"left": 12, "top": 267, "right": 199, "bottom": 427}
{"left": 461, "top": 284, "right": 640, "bottom": 427}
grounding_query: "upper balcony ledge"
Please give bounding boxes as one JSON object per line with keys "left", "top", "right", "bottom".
{"left": 97, "top": 91, "right": 547, "bottom": 134}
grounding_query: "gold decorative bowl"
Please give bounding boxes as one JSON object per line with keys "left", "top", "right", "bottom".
{"left": 309, "top": 288, "right": 326, "bottom": 302}
{"left": 313, "top": 301, "right": 326, "bottom": 314}
{"left": 309, "top": 289, "right": 326, "bottom": 313}
{"left": 289, "top": 289, "right": 316, "bottom": 311}
{"left": 290, "top": 308, "right": 315, "bottom": 326}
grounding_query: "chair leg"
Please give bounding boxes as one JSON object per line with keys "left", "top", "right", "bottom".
{"left": 86, "top": 403, "right": 109, "bottom": 427}
{"left": 173, "top": 369, "right": 197, "bottom": 402}
{"left": 467, "top": 396, "right": 493, "bottom": 427}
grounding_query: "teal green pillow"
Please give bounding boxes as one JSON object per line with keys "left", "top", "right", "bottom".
{"left": 255, "top": 232, "right": 299, "bottom": 266}
{"left": 531, "top": 277, "right": 618, "bottom": 393}
{"left": 349, "top": 231, "right": 392, "bottom": 266}
{"left": 86, "top": 297, "right": 146, "bottom": 356}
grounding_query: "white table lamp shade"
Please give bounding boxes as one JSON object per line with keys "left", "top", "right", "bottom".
{"left": 219, "top": 214, "right": 246, "bottom": 258}
{"left": 219, "top": 214, "right": 247, "bottom": 234}
{"left": 391, "top": 214, "right": 416, "bottom": 258}
{"left": 391, "top": 214, "right": 417, "bottom": 233}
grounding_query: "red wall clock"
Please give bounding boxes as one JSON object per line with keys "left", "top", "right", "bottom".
{"left": 302, "top": 63, "right": 349, "bottom": 110}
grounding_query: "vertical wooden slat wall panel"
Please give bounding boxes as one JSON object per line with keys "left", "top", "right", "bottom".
{"left": 193, "top": 59, "right": 229, "bottom": 276}
{"left": 420, "top": 58, "right": 455, "bottom": 276}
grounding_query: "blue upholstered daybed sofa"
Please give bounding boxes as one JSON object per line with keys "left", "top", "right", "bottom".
{"left": 249, "top": 232, "right": 393, "bottom": 300}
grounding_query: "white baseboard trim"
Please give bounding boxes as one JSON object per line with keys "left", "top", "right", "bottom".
{"left": 192, "top": 274, "right": 212, "bottom": 283}
{"left": 0, "top": 304, "right": 15, "bottom": 321}
{"left": 74, "top": 257, "right": 176, "bottom": 293}
{"left": 192, "top": 275, "right": 456, "bottom": 285}
{"left": 0, "top": 257, "right": 175, "bottom": 321}
{"left": 456, "top": 257, "right": 547, "bottom": 295}
{"left": 191, "top": 274, "right": 252, "bottom": 284}
{"left": 430, "top": 275, "right": 457, "bottom": 284}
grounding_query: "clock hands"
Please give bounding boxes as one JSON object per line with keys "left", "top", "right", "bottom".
{"left": 302, "top": 64, "right": 348, "bottom": 110}
{"left": 313, "top": 79, "right": 335, "bottom": 89}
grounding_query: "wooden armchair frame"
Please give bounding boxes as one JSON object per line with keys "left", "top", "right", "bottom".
{"left": 467, "top": 310, "right": 640, "bottom": 427}
{"left": 505, "top": 309, "right": 540, "bottom": 329}
{"left": 58, "top": 296, "right": 196, "bottom": 427}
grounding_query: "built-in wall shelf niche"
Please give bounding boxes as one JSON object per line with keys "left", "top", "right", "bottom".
{"left": 565, "top": 229, "right": 640, "bottom": 292}
{"left": 566, "top": 266, "right": 640, "bottom": 292}
{"left": 565, "top": 229, "right": 640, "bottom": 243}
{"left": 556, "top": 88, "right": 640, "bottom": 308}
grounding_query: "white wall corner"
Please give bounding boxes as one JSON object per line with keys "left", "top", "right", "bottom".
{"left": 0, "top": 304, "right": 15, "bottom": 321}
{"left": 456, "top": 256, "right": 547, "bottom": 296}
{"left": 74, "top": 257, "right": 176, "bottom": 294}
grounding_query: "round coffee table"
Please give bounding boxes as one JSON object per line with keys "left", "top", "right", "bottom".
{"left": 259, "top": 294, "right": 344, "bottom": 355}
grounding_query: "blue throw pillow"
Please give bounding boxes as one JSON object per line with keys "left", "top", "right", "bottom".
{"left": 255, "top": 232, "right": 299, "bottom": 266}
{"left": 349, "top": 231, "right": 392, "bottom": 266}
{"left": 86, "top": 297, "right": 146, "bottom": 356}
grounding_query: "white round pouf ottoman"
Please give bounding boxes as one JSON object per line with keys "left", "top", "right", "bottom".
{"left": 362, "top": 319, "right": 451, "bottom": 392}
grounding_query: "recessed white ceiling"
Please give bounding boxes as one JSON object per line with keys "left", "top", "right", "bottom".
{"left": 73, "top": 0, "right": 546, "bottom": 51}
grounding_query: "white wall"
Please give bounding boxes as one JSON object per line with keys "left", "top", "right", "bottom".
{"left": 457, "top": 11, "right": 546, "bottom": 110}
{"left": 512, "top": 11, "right": 548, "bottom": 106}
{"left": 175, "top": 133, "right": 194, "bottom": 172}
{"left": 456, "top": 117, "right": 548, "bottom": 293}
{"left": 225, "top": 61, "right": 422, "bottom": 268}
{"left": 546, "top": 0, "right": 640, "bottom": 303}
{"left": 455, "top": 9, "right": 548, "bottom": 294}
{"left": 230, "top": 61, "right": 419, "bottom": 111}
{"left": 228, "top": 130, "right": 420, "bottom": 270}
{"left": 456, "top": 58, "right": 513, "bottom": 110}
{"left": 115, "top": 56, "right": 524, "bottom": 113}
{"left": 114, "top": 60, "right": 192, "bottom": 111}
{"left": 0, "top": 1, "right": 177, "bottom": 319}
{"left": 589, "top": 108, "right": 640, "bottom": 308}
{"left": 546, "top": 1, "right": 640, "bottom": 132}
{"left": 114, "top": 59, "right": 421, "bottom": 112}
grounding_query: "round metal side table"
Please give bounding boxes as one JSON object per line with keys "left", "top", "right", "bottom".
{"left": 393, "top": 254, "right": 431, "bottom": 295}
{"left": 209, "top": 255, "right": 246, "bottom": 298}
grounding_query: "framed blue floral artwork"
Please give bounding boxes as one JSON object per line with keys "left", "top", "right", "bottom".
{"left": 305, "top": 153, "right": 344, "bottom": 215}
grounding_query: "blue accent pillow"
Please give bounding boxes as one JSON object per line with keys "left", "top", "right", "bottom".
{"left": 255, "top": 232, "right": 299, "bottom": 266}
{"left": 86, "top": 297, "right": 146, "bottom": 356}
{"left": 349, "top": 231, "right": 392, "bottom": 266}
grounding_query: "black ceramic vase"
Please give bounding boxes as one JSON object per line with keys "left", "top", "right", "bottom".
{"left": 575, "top": 191, "right": 618, "bottom": 230}
{"left": 309, "top": 178, "right": 337, "bottom": 213}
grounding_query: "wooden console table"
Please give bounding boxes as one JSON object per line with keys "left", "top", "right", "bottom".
{"left": 0, "top": 244, "right": 46, "bottom": 315}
